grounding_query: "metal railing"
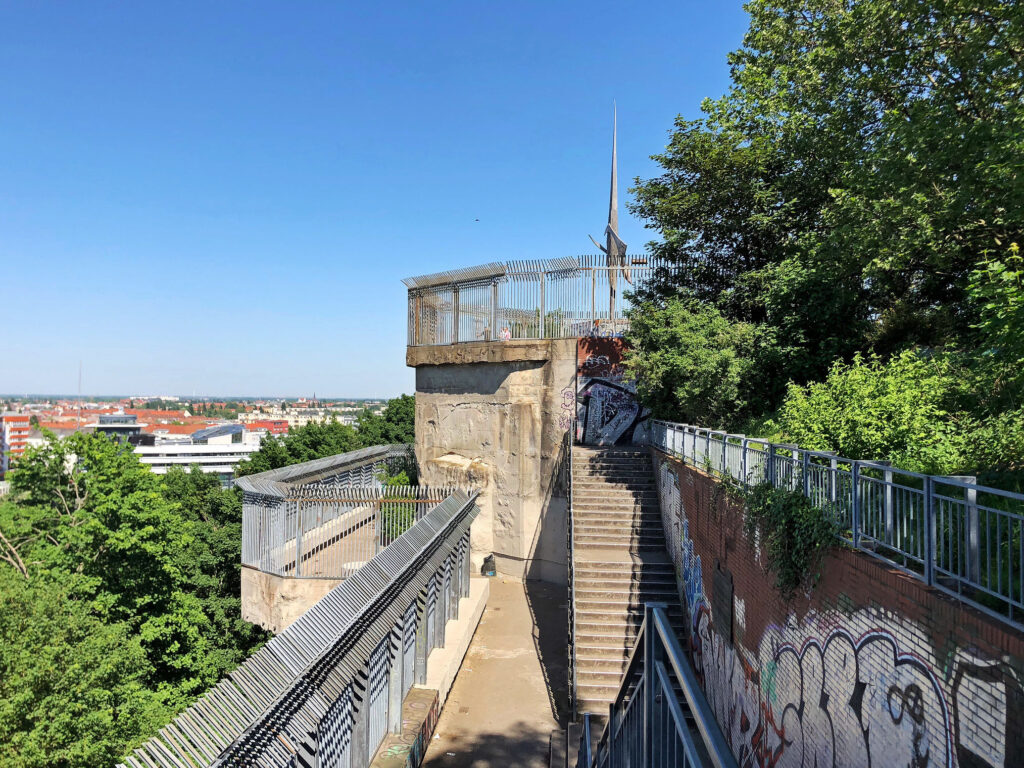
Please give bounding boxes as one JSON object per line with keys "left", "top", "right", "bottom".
{"left": 575, "top": 604, "right": 737, "bottom": 768}
{"left": 243, "top": 484, "right": 456, "bottom": 578}
{"left": 238, "top": 444, "right": 454, "bottom": 580}
{"left": 119, "top": 489, "right": 479, "bottom": 768}
{"left": 566, "top": 430, "right": 579, "bottom": 721}
{"left": 404, "top": 255, "right": 683, "bottom": 346}
{"left": 648, "top": 420, "right": 1024, "bottom": 630}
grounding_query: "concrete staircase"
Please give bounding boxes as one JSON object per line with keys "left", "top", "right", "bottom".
{"left": 570, "top": 446, "right": 685, "bottom": 717}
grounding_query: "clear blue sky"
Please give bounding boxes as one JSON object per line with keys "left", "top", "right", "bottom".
{"left": 0, "top": 2, "right": 749, "bottom": 398}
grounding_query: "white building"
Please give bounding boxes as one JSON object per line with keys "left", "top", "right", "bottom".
{"left": 134, "top": 424, "right": 265, "bottom": 486}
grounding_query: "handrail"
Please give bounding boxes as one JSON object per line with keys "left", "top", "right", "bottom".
{"left": 575, "top": 603, "right": 738, "bottom": 768}
{"left": 567, "top": 429, "right": 579, "bottom": 720}
{"left": 647, "top": 419, "right": 1024, "bottom": 631}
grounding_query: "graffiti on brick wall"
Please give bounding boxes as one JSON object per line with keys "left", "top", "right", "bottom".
{"left": 654, "top": 456, "right": 1024, "bottom": 768}
{"left": 576, "top": 338, "right": 649, "bottom": 445}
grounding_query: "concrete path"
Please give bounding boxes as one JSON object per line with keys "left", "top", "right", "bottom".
{"left": 422, "top": 578, "right": 568, "bottom": 768}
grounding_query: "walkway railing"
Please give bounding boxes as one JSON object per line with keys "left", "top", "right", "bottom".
{"left": 404, "top": 255, "right": 682, "bottom": 346}
{"left": 119, "top": 489, "right": 479, "bottom": 768}
{"left": 239, "top": 445, "right": 459, "bottom": 580}
{"left": 574, "top": 604, "right": 737, "bottom": 768}
{"left": 648, "top": 420, "right": 1024, "bottom": 630}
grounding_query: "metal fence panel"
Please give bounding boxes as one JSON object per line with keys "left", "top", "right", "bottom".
{"left": 646, "top": 419, "right": 1024, "bottom": 631}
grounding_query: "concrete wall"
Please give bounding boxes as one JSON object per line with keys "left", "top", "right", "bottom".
{"left": 408, "top": 339, "right": 576, "bottom": 584}
{"left": 241, "top": 567, "right": 341, "bottom": 633}
{"left": 653, "top": 450, "right": 1024, "bottom": 768}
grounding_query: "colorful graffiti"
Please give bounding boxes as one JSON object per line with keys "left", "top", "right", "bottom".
{"left": 654, "top": 456, "right": 1024, "bottom": 768}
{"left": 575, "top": 338, "right": 650, "bottom": 445}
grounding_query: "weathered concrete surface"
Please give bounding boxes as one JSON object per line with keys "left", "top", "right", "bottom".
{"left": 411, "top": 339, "right": 575, "bottom": 584}
{"left": 240, "top": 567, "right": 341, "bottom": 633}
{"left": 422, "top": 578, "right": 568, "bottom": 768}
{"left": 421, "top": 576, "right": 489, "bottom": 708}
{"left": 370, "top": 686, "right": 440, "bottom": 768}
{"left": 407, "top": 339, "right": 556, "bottom": 367}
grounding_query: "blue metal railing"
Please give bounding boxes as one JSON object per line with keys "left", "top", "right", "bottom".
{"left": 648, "top": 420, "right": 1024, "bottom": 630}
{"left": 574, "top": 604, "right": 737, "bottom": 768}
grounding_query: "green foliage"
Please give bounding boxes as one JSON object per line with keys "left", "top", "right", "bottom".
{"left": 777, "top": 351, "right": 974, "bottom": 474}
{"left": 742, "top": 483, "right": 838, "bottom": 602}
{"left": 626, "top": 0, "right": 1023, "bottom": 485}
{"left": 0, "top": 433, "right": 268, "bottom": 764}
{"left": 969, "top": 247, "right": 1024, "bottom": 399}
{"left": 0, "top": 570, "right": 170, "bottom": 768}
{"left": 235, "top": 395, "right": 416, "bottom": 477}
{"left": 624, "top": 298, "right": 779, "bottom": 427}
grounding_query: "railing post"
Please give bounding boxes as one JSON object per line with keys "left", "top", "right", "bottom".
{"left": 741, "top": 438, "right": 750, "bottom": 488}
{"left": 924, "top": 475, "right": 935, "bottom": 586}
{"left": 387, "top": 626, "right": 403, "bottom": 734}
{"left": 462, "top": 533, "right": 471, "bottom": 597}
{"left": 720, "top": 434, "right": 728, "bottom": 479}
{"left": 434, "top": 571, "right": 446, "bottom": 650}
{"left": 948, "top": 475, "right": 980, "bottom": 584}
{"left": 350, "top": 674, "right": 370, "bottom": 768}
{"left": 872, "top": 461, "right": 894, "bottom": 545}
{"left": 414, "top": 589, "right": 428, "bottom": 685}
{"left": 801, "top": 450, "right": 810, "bottom": 499}
{"left": 591, "top": 267, "right": 597, "bottom": 329}
{"left": 643, "top": 603, "right": 666, "bottom": 767}
{"left": 294, "top": 501, "right": 304, "bottom": 577}
{"left": 414, "top": 293, "right": 422, "bottom": 345}
{"left": 449, "top": 556, "right": 461, "bottom": 621}
{"left": 828, "top": 454, "right": 839, "bottom": 505}
{"left": 539, "top": 271, "right": 546, "bottom": 339}
{"left": 490, "top": 280, "right": 498, "bottom": 340}
{"left": 851, "top": 461, "right": 861, "bottom": 548}
{"left": 767, "top": 443, "right": 777, "bottom": 487}
{"left": 452, "top": 286, "right": 460, "bottom": 344}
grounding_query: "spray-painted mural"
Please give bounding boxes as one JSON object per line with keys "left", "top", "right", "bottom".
{"left": 654, "top": 456, "right": 1024, "bottom": 768}
{"left": 575, "top": 338, "right": 650, "bottom": 446}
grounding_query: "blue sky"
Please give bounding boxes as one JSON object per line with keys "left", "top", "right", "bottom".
{"left": 0, "top": 2, "right": 749, "bottom": 398}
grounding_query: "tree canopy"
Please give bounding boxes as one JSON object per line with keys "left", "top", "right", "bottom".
{"left": 235, "top": 394, "right": 416, "bottom": 477}
{"left": 625, "top": 0, "right": 1023, "bottom": 482}
{"left": 0, "top": 434, "right": 267, "bottom": 766}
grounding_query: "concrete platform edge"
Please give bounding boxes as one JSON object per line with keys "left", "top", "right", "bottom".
{"left": 416, "top": 576, "right": 490, "bottom": 708}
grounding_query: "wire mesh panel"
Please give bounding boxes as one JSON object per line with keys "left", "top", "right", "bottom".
{"left": 402, "top": 601, "right": 417, "bottom": 697}
{"left": 405, "top": 255, "right": 683, "bottom": 346}
{"left": 366, "top": 637, "right": 391, "bottom": 762}
{"left": 425, "top": 576, "right": 437, "bottom": 655}
{"left": 317, "top": 688, "right": 353, "bottom": 768}
{"left": 455, "top": 282, "right": 493, "bottom": 343}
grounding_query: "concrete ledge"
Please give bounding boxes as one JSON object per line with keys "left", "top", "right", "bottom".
{"left": 417, "top": 576, "right": 489, "bottom": 707}
{"left": 406, "top": 339, "right": 561, "bottom": 367}
{"left": 241, "top": 566, "right": 341, "bottom": 633}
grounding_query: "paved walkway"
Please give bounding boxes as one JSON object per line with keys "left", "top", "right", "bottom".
{"left": 422, "top": 578, "right": 568, "bottom": 768}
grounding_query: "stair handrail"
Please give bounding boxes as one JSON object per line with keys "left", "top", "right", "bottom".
{"left": 576, "top": 603, "right": 738, "bottom": 768}
{"left": 566, "top": 428, "right": 579, "bottom": 720}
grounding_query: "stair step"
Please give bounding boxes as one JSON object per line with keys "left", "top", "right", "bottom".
{"left": 574, "top": 589, "right": 679, "bottom": 603}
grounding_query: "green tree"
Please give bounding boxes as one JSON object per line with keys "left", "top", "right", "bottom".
{"left": 236, "top": 395, "right": 416, "bottom": 477}
{"left": 0, "top": 570, "right": 170, "bottom": 768}
{"left": 632, "top": 0, "right": 1023, "bottom": 389}
{"left": 624, "top": 298, "right": 778, "bottom": 428}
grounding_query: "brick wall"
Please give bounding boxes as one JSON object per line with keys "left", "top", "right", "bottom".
{"left": 653, "top": 449, "right": 1024, "bottom": 768}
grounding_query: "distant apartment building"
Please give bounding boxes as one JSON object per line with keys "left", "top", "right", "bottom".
{"left": 0, "top": 413, "right": 30, "bottom": 477}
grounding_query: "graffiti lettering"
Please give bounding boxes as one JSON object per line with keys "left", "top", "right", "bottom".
{"left": 654, "top": 456, "right": 1021, "bottom": 768}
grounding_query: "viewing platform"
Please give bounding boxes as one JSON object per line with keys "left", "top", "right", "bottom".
{"left": 403, "top": 255, "right": 679, "bottom": 348}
